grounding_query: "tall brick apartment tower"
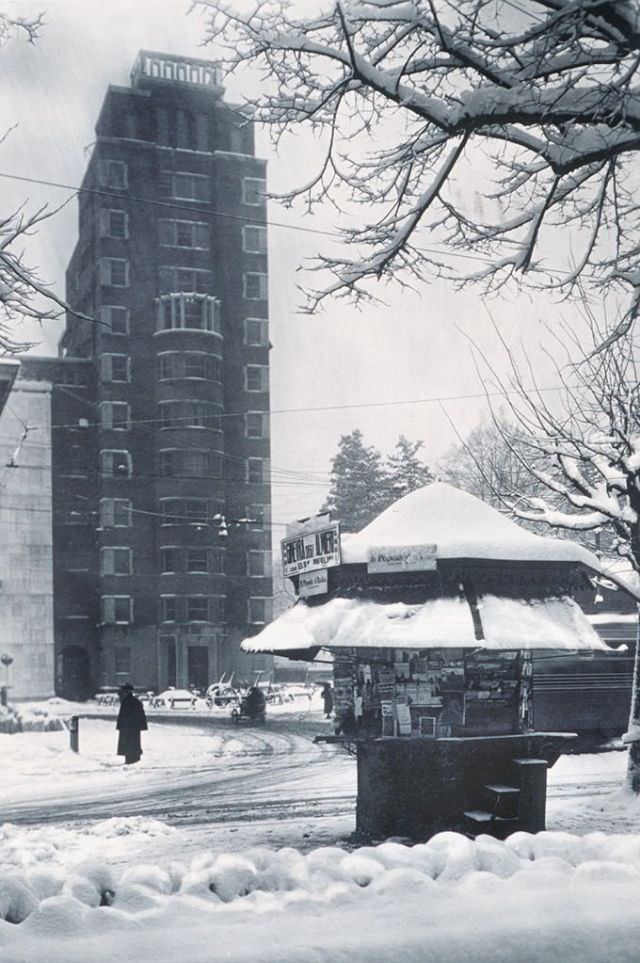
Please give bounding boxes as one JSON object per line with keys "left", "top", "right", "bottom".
{"left": 55, "top": 51, "right": 273, "bottom": 697}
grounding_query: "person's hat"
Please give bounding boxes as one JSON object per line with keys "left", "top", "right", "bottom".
{"left": 119, "top": 682, "right": 134, "bottom": 693}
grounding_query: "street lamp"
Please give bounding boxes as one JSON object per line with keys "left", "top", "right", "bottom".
{"left": 0, "top": 652, "right": 13, "bottom": 706}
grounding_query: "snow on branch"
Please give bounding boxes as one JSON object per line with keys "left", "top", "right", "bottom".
{"left": 197, "top": 0, "right": 640, "bottom": 340}
{"left": 462, "top": 315, "right": 640, "bottom": 582}
{"left": 0, "top": 11, "right": 91, "bottom": 355}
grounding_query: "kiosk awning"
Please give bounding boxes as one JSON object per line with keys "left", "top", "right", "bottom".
{"left": 242, "top": 594, "right": 609, "bottom": 655}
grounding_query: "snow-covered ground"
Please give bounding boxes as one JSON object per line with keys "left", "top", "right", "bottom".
{"left": 3, "top": 709, "right": 640, "bottom": 963}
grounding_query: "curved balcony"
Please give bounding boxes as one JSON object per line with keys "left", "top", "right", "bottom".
{"left": 154, "top": 293, "right": 222, "bottom": 337}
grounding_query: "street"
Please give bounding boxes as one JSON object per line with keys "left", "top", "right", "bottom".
{"left": 2, "top": 713, "right": 357, "bottom": 832}
{"left": 2, "top": 712, "right": 630, "bottom": 838}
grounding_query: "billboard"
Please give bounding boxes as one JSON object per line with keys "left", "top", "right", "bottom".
{"left": 281, "top": 521, "right": 341, "bottom": 578}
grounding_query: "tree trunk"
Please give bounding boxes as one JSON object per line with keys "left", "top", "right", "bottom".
{"left": 625, "top": 604, "right": 640, "bottom": 793}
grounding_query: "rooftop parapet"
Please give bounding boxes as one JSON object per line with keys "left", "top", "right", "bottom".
{"left": 131, "top": 50, "right": 222, "bottom": 92}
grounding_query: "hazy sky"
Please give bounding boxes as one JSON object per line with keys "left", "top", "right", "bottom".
{"left": 0, "top": 0, "right": 584, "bottom": 539}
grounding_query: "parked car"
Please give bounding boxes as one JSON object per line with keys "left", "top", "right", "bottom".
{"left": 151, "top": 688, "right": 197, "bottom": 710}
{"left": 261, "top": 683, "right": 295, "bottom": 705}
{"left": 277, "top": 683, "right": 315, "bottom": 702}
{"left": 206, "top": 683, "right": 241, "bottom": 708}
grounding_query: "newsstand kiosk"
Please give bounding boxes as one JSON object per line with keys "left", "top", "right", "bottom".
{"left": 243, "top": 483, "right": 610, "bottom": 840}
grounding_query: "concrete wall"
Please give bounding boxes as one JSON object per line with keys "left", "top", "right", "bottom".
{"left": 0, "top": 379, "right": 55, "bottom": 699}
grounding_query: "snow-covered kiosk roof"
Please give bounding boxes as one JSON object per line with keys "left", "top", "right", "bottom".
{"left": 340, "top": 482, "right": 601, "bottom": 568}
{"left": 243, "top": 594, "right": 607, "bottom": 653}
{"left": 243, "top": 483, "right": 608, "bottom": 656}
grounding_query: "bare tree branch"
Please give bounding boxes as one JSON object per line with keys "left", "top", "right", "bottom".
{"left": 0, "top": 11, "right": 93, "bottom": 355}
{"left": 197, "top": 0, "right": 640, "bottom": 341}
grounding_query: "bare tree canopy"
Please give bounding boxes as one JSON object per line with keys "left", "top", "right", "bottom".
{"left": 439, "top": 415, "right": 553, "bottom": 515}
{"left": 476, "top": 320, "right": 640, "bottom": 590}
{"left": 0, "top": 11, "right": 78, "bottom": 356}
{"left": 200, "top": 0, "right": 640, "bottom": 337}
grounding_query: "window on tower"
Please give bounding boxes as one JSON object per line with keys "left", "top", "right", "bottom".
{"left": 185, "top": 595, "right": 225, "bottom": 622}
{"left": 99, "top": 450, "right": 132, "bottom": 478}
{"left": 159, "top": 266, "right": 212, "bottom": 294}
{"left": 186, "top": 548, "right": 209, "bottom": 573}
{"left": 245, "top": 365, "right": 269, "bottom": 392}
{"left": 158, "top": 352, "right": 221, "bottom": 381}
{"left": 245, "top": 412, "right": 269, "bottom": 439}
{"left": 98, "top": 160, "right": 128, "bottom": 190}
{"left": 114, "top": 646, "right": 131, "bottom": 675}
{"left": 245, "top": 504, "right": 270, "bottom": 531}
{"left": 160, "top": 498, "right": 209, "bottom": 526}
{"left": 100, "top": 547, "right": 132, "bottom": 576}
{"left": 99, "top": 209, "right": 129, "bottom": 239}
{"left": 247, "top": 457, "right": 269, "bottom": 484}
{"left": 160, "top": 547, "right": 178, "bottom": 573}
{"left": 244, "top": 318, "right": 269, "bottom": 346}
{"left": 99, "top": 498, "right": 132, "bottom": 527}
{"left": 247, "top": 597, "right": 272, "bottom": 625}
{"left": 158, "top": 219, "right": 209, "bottom": 249}
{"left": 100, "top": 401, "right": 130, "bottom": 430}
{"left": 159, "top": 400, "right": 221, "bottom": 430}
{"left": 242, "top": 177, "right": 266, "bottom": 205}
{"left": 247, "top": 550, "right": 272, "bottom": 577}
{"left": 100, "top": 354, "right": 130, "bottom": 383}
{"left": 186, "top": 596, "right": 209, "bottom": 622}
{"left": 159, "top": 448, "right": 222, "bottom": 478}
{"left": 243, "top": 273, "right": 268, "bottom": 300}
{"left": 100, "top": 258, "right": 130, "bottom": 288}
{"left": 160, "top": 595, "right": 177, "bottom": 622}
{"left": 100, "top": 305, "right": 130, "bottom": 335}
{"left": 242, "top": 225, "right": 267, "bottom": 254}
{"left": 101, "top": 595, "right": 133, "bottom": 625}
{"left": 160, "top": 171, "right": 210, "bottom": 202}
{"left": 155, "top": 107, "right": 210, "bottom": 152}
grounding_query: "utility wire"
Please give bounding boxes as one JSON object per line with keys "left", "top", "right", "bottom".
{"left": 2, "top": 379, "right": 591, "bottom": 437}
{"left": 0, "top": 170, "right": 335, "bottom": 239}
{"left": 0, "top": 168, "right": 579, "bottom": 275}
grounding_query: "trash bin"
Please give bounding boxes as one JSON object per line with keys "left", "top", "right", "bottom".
{"left": 69, "top": 714, "right": 79, "bottom": 753}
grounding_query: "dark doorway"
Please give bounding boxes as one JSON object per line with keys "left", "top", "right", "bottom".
{"left": 188, "top": 645, "right": 209, "bottom": 691}
{"left": 56, "top": 645, "right": 92, "bottom": 700}
{"left": 166, "top": 637, "right": 177, "bottom": 687}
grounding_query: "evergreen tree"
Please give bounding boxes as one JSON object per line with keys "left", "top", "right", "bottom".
{"left": 386, "top": 435, "right": 433, "bottom": 498}
{"left": 321, "top": 430, "right": 388, "bottom": 533}
{"left": 321, "top": 430, "right": 434, "bottom": 532}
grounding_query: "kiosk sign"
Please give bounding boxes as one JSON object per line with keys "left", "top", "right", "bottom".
{"left": 298, "top": 570, "right": 329, "bottom": 597}
{"left": 282, "top": 521, "right": 341, "bottom": 577}
{"left": 367, "top": 544, "right": 438, "bottom": 573}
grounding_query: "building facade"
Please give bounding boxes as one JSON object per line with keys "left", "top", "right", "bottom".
{"left": 30, "top": 51, "right": 273, "bottom": 698}
{"left": 0, "top": 361, "right": 55, "bottom": 700}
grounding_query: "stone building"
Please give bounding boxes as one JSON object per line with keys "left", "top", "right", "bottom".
{"left": 0, "top": 361, "right": 55, "bottom": 699}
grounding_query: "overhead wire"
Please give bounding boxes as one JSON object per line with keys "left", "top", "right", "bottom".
{"left": 0, "top": 167, "right": 581, "bottom": 277}
{"left": 0, "top": 379, "right": 593, "bottom": 437}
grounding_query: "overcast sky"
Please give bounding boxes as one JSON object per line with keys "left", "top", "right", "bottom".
{"left": 0, "top": 0, "right": 586, "bottom": 539}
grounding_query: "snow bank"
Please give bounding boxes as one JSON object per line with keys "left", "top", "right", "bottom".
{"left": 0, "top": 703, "right": 64, "bottom": 734}
{"left": 3, "top": 830, "right": 640, "bottom": 962}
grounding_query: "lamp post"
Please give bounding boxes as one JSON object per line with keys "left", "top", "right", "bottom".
{"left": 0, "top": 652, "right": 13, "bottom": 706}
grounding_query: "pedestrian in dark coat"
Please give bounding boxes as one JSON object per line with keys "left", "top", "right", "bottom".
{"left": 116, "top": 683, "right": 148, "bottom": 764}
{"left": 321, "top": 682, "right": 334, "bottom": 719}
